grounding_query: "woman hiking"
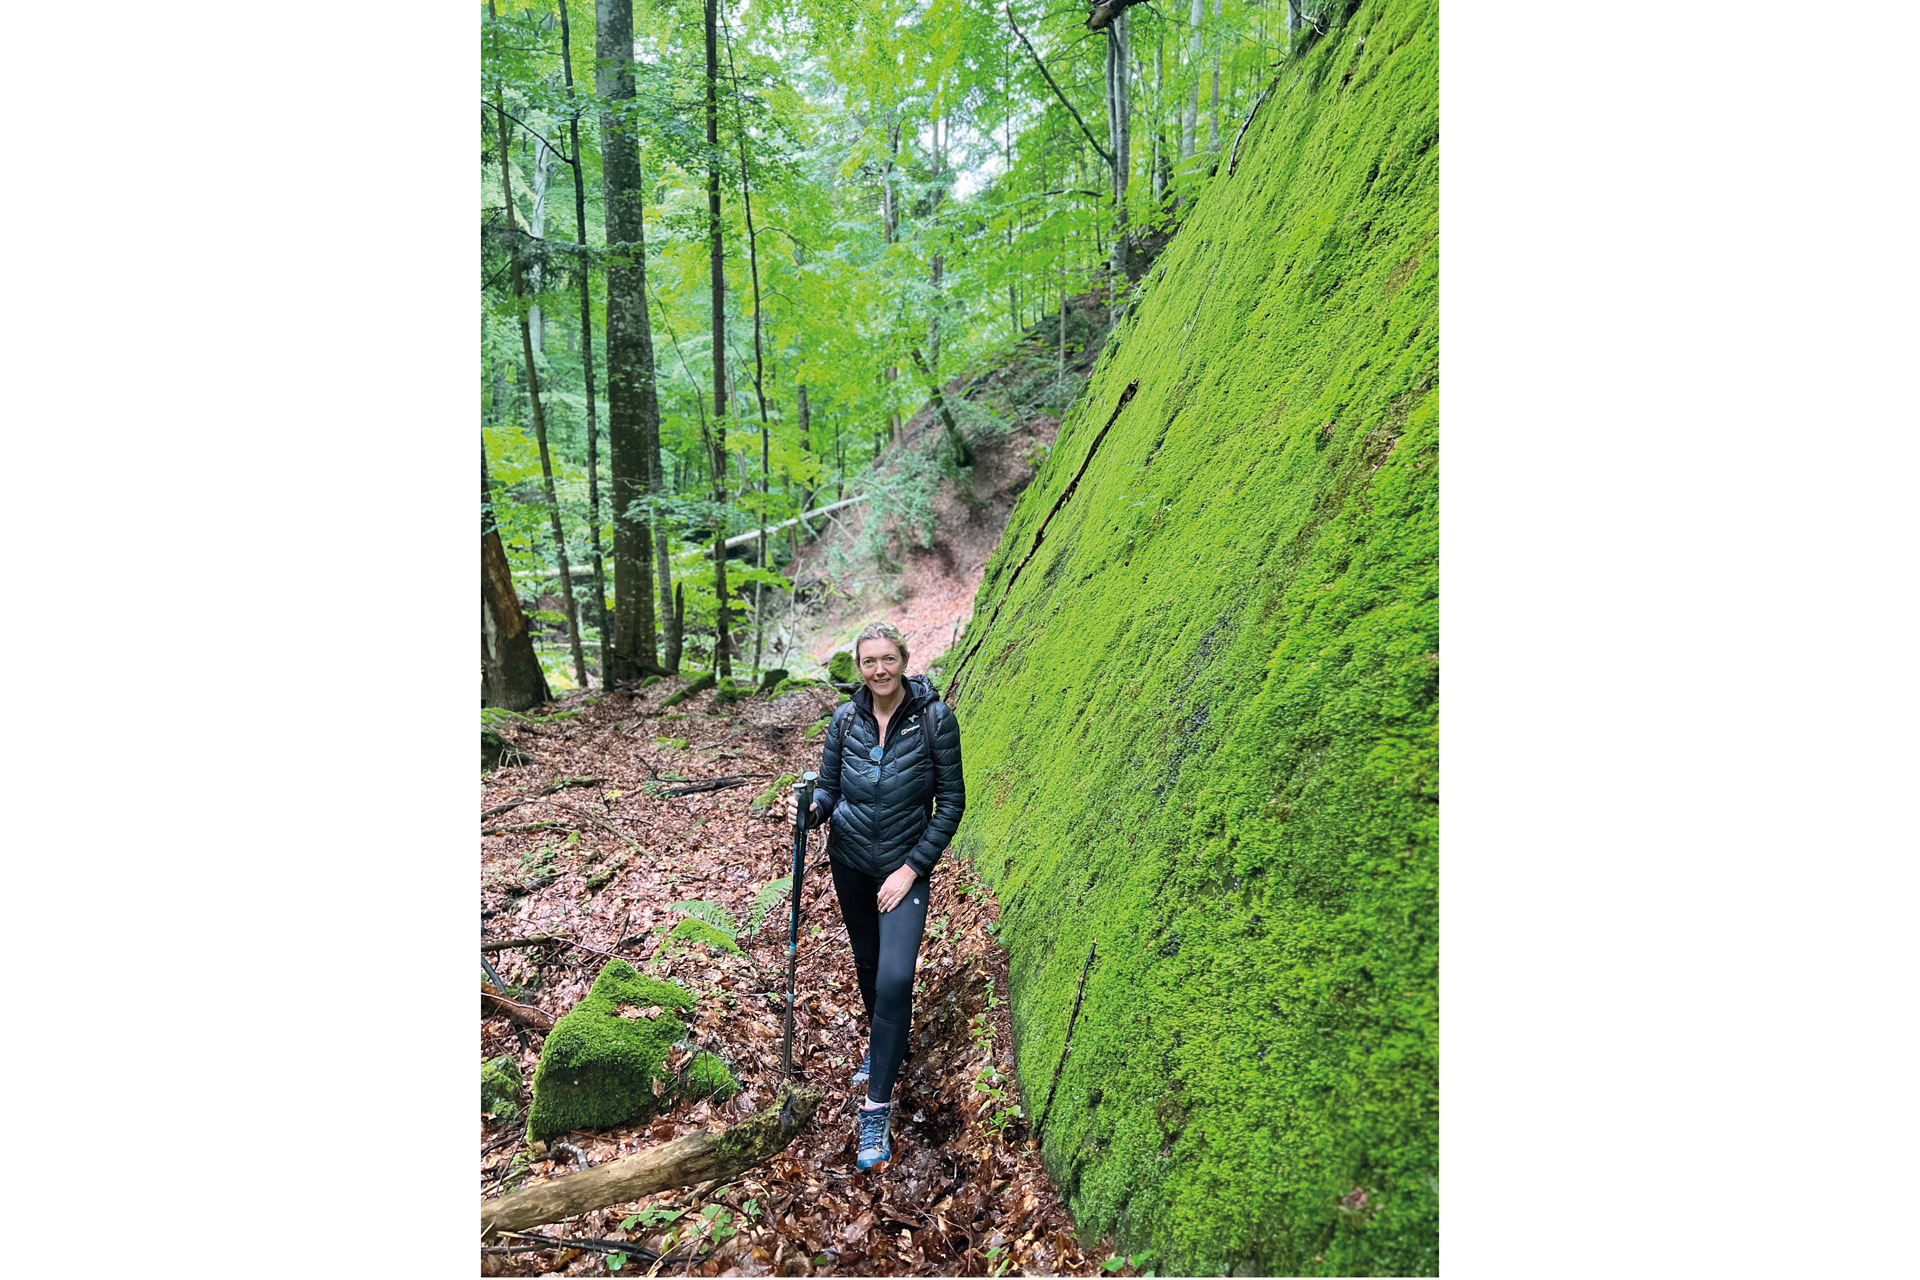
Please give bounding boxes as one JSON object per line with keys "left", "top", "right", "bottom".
{"left": 785, "top": 621, "right": 965, "bottom": 1171}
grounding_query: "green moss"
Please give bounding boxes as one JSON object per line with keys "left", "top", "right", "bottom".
{"left": 756, "top": 667, "right": 790, "bottom": 694}
{"left": 668, "top": 917, "right": 741, "bottom": 955}
{"left": 947, "top": 3, "right": 1436, "bottom": 1274}
{"left": 660, "top": 672, "right": 718, "bottom": 709}
{"left": 482, "top": 1055, "right": 523, "bottom": 1121}
{"left": 751, "top": 773, "right": 800, "bottom": 816}
{"left": 680, "top": 1051, "right": 739, "bottom": 1101}
{"left": 526, "top": 961, "right": 698, "bottom": 1141}
{"left": 804, "top": 716, "right": 832, "bottom": 739}
{"left": 640, "top": 675, "right": 662, "bottom": 689}
{"left": 585, "top": 853, "right": 627, "bottom": 892}
{"left": 715, "top": 679, "right": 753, "bottom": 707}
{"left": 826, "top": 650, "right": 854, "bottom": 682}
{"left": 769, "top": 676, "right": 826, "bottom": 699}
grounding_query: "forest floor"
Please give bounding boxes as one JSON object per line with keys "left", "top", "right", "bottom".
{"left": 480, "top": 677, "right": 1131, "bottom": 1278}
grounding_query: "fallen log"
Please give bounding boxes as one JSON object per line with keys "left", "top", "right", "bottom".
{"left": 482, "top": 985, "right": 555, "bottom": 1032}
{"left": 480, "top": 1083, "right": 822, "bottom": 1240}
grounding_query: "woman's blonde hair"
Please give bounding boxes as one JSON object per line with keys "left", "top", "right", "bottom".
{"left": 853, "top": 621, "right": 909, "bottom": 668}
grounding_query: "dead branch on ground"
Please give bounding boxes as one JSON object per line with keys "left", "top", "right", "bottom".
{"left": 480, "top": 1083, "right": 823, "bottom": 1239}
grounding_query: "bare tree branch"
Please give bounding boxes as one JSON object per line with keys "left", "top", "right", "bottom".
{"left": 1006, "top": 5, "right": 1113, "bottom": 166}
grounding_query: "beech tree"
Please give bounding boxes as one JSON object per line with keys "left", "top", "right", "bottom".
{"left": 596, "top": 0, "right": 662, "bottom": 681}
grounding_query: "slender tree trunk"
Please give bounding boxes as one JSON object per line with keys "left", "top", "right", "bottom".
{"left": 1209, "top": 0, "right": 1222, "bottom": 151}
{"left": 596, "top": 0, "right": 661, "bottom": 682}
{"left": 705, "top": 0, "right": 732, "bottom": 679}
{"left": 928, "top": 108, "right": 946, "bottom": 373}
{"left": 483, "top": 446, "right": 553, "bottom": 711}
{"left": 1182, "top": 0, "right": 1201, "bottom": 159}
{"left": 882, "top": 121, "right": 901, "bottom": 448}
{"left": 1288, "top": 0, "right": 1303, "bottom": 49}
{"left": 1152, "top": 36, "right": 1165, "bottom": 205}
{"left": 528, "top": 134, "right": 554, "bottom": 351}
{"left": 557, "top": 0, "right": 612, "bottom": 680}
{"left": 1105, "top": 15, "right": 1132, "bottom": 298}
{"left": 721, "top": 17, "right": 773, "bottom": 680}
{"left": 492, "top": 58, "right": 588, "bottom": 691}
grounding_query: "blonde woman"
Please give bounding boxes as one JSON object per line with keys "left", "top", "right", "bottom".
{"left": 787, "top": 622, "right": 965, "bottom": 1170}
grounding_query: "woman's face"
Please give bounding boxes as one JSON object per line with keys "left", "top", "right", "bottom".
{"left": 856, "top": 638, "right": 905, "bottom": 700}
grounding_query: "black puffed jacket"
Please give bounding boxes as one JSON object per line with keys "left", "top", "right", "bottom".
{"left": 809, "top": 673, "right": 965, "bottom": 879}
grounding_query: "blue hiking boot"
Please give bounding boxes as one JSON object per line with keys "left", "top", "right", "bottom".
{"left": 855, "top": 1103, "right": 892, "bottom": 1171}
{"left": 850, "top": 1050, "right": 872, "bottom": 1088}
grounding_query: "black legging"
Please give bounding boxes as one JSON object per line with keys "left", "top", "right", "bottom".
{"left": 829, "top": 859, "right": 930, "bottom": 1105}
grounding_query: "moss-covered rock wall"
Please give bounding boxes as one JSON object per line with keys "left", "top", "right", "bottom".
{"left": 943, "top": 2, "right": 1437, "bottom": 1273}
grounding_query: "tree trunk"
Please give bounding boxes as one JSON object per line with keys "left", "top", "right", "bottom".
{"left": 483, "top": 447, "right": 553, "bottom": 712}
{"left": 1209, "top": 0, "right": 1222, "bottom": 151}
{"left": 557, "top": 0, "right": 612, "bottom": 681}
{"left": 705, "top": 0, "right": 733, "bottom": 679}
{"left": 480, "top": 1084, "right": 823, "bottom": 1240}
{"left": 664, "top": 580, "right": 684, "bottom": 673}
{"left": 723, "top": 17, "right": 771, "bottom": 680}
{"left": 1182, "top": 0, "right": 1201, "bottom": 159}
{"left": 492, "top": 52, "right": 588, "bottom": 691}
{"left": 1105, "top": 15, "right": 1132, "bottom": 299}
{"left": 596, "top": 0, "right": 661, "bottom": 684}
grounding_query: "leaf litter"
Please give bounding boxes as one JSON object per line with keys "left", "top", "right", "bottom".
{"left": 481, "top": 678, "right": 1130, "bottom": 1277}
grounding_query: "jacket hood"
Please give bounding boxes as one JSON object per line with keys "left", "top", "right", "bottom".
{"left": 850, "top": 672, "right": 937, "bottom": 715}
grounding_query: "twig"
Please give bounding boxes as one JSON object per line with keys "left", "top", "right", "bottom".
{"left": 482, "top": 776, "right": 607, "bottom": 820}
{"left": 1035, "top": 939, "right": 1097, "bottom": 1138}
{"left": 481, "top": 821, "right": 571, "bottom": 837}
{"left": 488, "top": 1230, "right": 661, "bottom": 1261}
{"left": 660, "top": 776, "right": 756, "bottom": 797}
{"left": 482, "top": 934, "right": 567, "bottom": 953}
{"left": 1228, "top": 81, "right": 1277, "bottom": 178}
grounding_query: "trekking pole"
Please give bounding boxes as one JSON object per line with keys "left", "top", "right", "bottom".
{"left": 780, "top": 770, "right": 817, "bottom": 1079}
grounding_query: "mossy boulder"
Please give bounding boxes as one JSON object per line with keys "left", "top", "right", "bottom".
{"left": 679, "top": 1051, "right": 739, "bottom": 1101}
{"left": 667, "top": 917, "right": 741, "bottom": 955}
{"left": 947, "top": 2, "right": 1437, "bottom": 1273}
{"left": 756, "top": 667, "right": 790, "bottom": 694}
{"left": 526, "top": 961, "right": 698, "bottom": 1141}
{"left": 826, "top": 649, "right": 854, "bottom": 682}
{"left": 714, "top": 678, "right": 753, "bottom": 708}
{"left": 481, "top": 1055, "right": 523, "bottom": 1121}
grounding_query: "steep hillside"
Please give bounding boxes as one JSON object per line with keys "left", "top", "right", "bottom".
{"left": 781, "top": 290, "right": 1116, "bottom": 673}
{"left": 942, "top": 2, "right": 1438, "bottom": 1274}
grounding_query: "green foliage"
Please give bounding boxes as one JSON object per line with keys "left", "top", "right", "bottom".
{"left": 826, "top": 650, "right": 854, "bottom": 683}
{"left": 481, "top": 1055, "right": 523, "bottom": 1121}
{"left": 666, "top": 899, "right": 740, "bottom": 940}
{"left": 526, "top": 961, "right": 698, "bottom": 1141}
{"left": 748, "top": 875, "right": 794, "bottom": 934}
{"left": 947, "top": 2, "right": 1437, "bottom": 1273}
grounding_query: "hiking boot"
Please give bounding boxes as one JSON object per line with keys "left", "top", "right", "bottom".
{"left": 855, "top": 1103, "right": 892, "bottom": 1171}
{"left": 850, "top": 1050, "right": 872, "bottom": 1088}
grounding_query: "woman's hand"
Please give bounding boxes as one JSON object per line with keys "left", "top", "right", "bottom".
{"left": 877, "top": 864, "right": 920, "bottom": 913}
{"left": 782, "top": 786, "right": 819, "bottom": 827}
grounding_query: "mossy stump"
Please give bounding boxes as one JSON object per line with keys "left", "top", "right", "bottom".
{"left": 526, "top": 961, "right": 698, "bottom": 1142}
